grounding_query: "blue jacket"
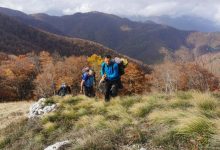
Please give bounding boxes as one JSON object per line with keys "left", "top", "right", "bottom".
{"left": 82, "top": 73, "right": 94, "bottom": 87}
{"left": 101, "top": 62, "right": 119, "bottom": 81}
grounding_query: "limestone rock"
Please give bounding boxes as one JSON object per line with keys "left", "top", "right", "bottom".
{"left": 28, "top": 98, "right": 57, "bottom": 118}
{"left": 44, "top": 140, "right": 71, "bottom": 150}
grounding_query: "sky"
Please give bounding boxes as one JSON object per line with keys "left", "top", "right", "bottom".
{"left": 0, "top": 0, "right": 220, "bottom": 23}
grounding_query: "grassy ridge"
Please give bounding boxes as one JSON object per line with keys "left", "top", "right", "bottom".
{"left": 0, "top": 91, "right": 220, "bottom": 149}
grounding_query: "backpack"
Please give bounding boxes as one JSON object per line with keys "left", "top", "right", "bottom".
{"left": 102, "top": 57, "right": 128, "bottom": 77}
{"left": 114, "top": 57, "right": 128, "bottom": 76}
{"left": 58, "top": 86, "right": 67, "bottom": 96}
{"left": 82, "top": 72, "right": 94, "bottom": 87}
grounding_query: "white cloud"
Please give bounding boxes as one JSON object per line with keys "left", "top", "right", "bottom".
{"left": 139, "top": 1, "right": 178, "bottom": 16}
{"left": 0, "top": 0, "right": 220, "bottom": 23}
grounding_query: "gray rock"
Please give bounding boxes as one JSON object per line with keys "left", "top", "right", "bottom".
{"left": 140, "top": 148, "right": 146, "bottom": 150}
{"left": 44, "top": 140, "right": 71, "bottom": 150}
{"left": 28, "top": 98, "right": 57, "bottom": 118}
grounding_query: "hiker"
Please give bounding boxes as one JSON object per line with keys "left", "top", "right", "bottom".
{"left": 100, "top": 55, "right": 120, "bottom": 102}
{"left": 58, "top": 83, "right": 71, "bottom": 96}
{"left": 80, "top": 68, "right": 96, "bottom": 97}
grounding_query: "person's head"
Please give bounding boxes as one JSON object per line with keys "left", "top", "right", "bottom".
{"left": 88, "top": 69, "right": 94, "bottom": 76}
{"left": 83, "top": 67, "right": 90, "bottom": 73}
{"left": 61, "top": 83, "right": 66, "bottom": 87}
{"left": 104, "top": 55, "right": 111, "bottom": 65}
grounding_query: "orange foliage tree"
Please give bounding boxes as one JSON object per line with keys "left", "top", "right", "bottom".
{"left": 34, "top": 55, "right": 88, "bottom": 98}
{"left": 121, "top": 63, "right": 146, "bottom": 95}
{"left": 33, "top": 63, "right": 56, "bottom": 98}
{"left": 0, "top": 55, "right": 37, "bottom": 100}
{"left": 152, "top": 62, "right": 219, "bottom": 93}
{"left": 87, "top": 54, "right": 103, "bottom": 82}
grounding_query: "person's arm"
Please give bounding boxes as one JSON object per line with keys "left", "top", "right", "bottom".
{"left": 80, "top": 80, "right": 85, "bottom": 93}
{"left": 100, "top": 63, "right": 107, "bottom": 82}
{"left": 107, "top": 63, "right": 119, "bottom": 79}
{"left": 80, "top": 74, "right": 87, "bottom": 93}
{"left": 100, "top": 63, "right": 104, "bottom": 76}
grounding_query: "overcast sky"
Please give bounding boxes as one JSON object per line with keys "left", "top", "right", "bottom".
{"left": 0, "top": 0, "right": 220, "bottom": 23}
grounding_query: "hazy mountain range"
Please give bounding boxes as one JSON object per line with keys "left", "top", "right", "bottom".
{"left": 129, "top": 15, "right": 220, "bottom": 32}
{"left": 1, "top": 7, "right": 220, "bottom": 64}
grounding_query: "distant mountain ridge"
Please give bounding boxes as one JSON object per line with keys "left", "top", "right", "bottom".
{"left": 0, "top": 13, "right": 117, "bottom": 57}
{"left": 143, "top": 15, "right": 220, "bottom": 32}
{"left": 0, "top": 7, "right": 64, "bottom": 35}
{"left": 1, "top": 7, "right": 220, "bottom": 64}
{"left": 29, "top": 11, "right": 191, "bottom": 63}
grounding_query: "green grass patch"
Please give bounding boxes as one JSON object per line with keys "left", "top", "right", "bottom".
{"left": 170, "top": 99, "right": 193, "bottom": 109}
{"left": 176, "top": 91, "right": 193, "bottom": 100}
{"left": 198, "top": 99, "right": 217, "bottom": 111}
{"left": 174, "top": 117, "right": 215, "bottom": 145}
{"left": 130, "top": 102, "right": 157, "bottom": 117}
{"left": 44, "top": 98, "right": 55, "bottom": 106}
{"left": 119, "top": 95, "right": 142, "bottom": 108}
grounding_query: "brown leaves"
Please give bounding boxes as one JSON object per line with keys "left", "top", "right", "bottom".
{"left": 0, "top": 54, "right": 37, "bottom": 100}
{"left": 151, "top": 62, "right": 219, "bottom": 93}
{"left": 121, "top": 63, "right": 146, "bottom": 95}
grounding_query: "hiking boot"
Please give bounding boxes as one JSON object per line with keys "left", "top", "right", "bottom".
{"left": 105, "top": 97, "right": 110, "bottom": 102}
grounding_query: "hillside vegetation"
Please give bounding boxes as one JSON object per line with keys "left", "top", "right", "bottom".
{"left": 0, "top": 91, "right": 220, "bottom": 150}
{"left": 196, "top": 52, "right": 220, "bottom": 78}
{"left": 0, "top": 52, "right": 147, "bottom": 101}
{"left": 0, "top": 13, "right": 117, "bottom": 57}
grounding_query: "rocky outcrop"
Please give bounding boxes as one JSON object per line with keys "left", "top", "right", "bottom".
{"left": 44, "top": 140, "right": 71, "bottom": 150}
{"left": 28, "top": 98, "right": 57, "bottom": 118}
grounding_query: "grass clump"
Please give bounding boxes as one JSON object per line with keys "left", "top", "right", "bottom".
{"left": 148, "top": 110, "right": 184, "bottom": 126}
{"left": 75, "top": 115, "right": 91, "bottom": 129}
{"left": 119, "top": 95, "right": 142, "bottom": 108}
{"left": 176, "top": 91, "right": 193, "bottom": 100}
{"left": 91, "top": 101, "right": 107, "bottom": 115}
{"left": 152, "top": 116, "right": 215, "bottom": 149}
{"left": 44, "top": 98, "right": 55, "bottom": 106}
{"left": 43, "top": 122, "right": 58, "bottom": 133}
{"left": 33, "top": 133, "right": 45, "bottom": 143}
{"left": 169, "top": 98, "right": 193, "bottom": 109}
{"left": 74, "top": 129, "right": 119, "bottom": 150}
{"left": 62, "top": 96, "right": 82, "bottom": 105}
{"left": 198, "top": 99, "right": 217, "bottom": 111}
{"left": 194, "top": 94, "right": 219, "bottom": 118}
{"left": 46, "top": 112, "right": 62, "bottom": 122}
{"left": 175, "top": 117, "right": 215, "bottom": 145}
{"left": 129, "top": 100, "right": 158, "bottom": 118}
